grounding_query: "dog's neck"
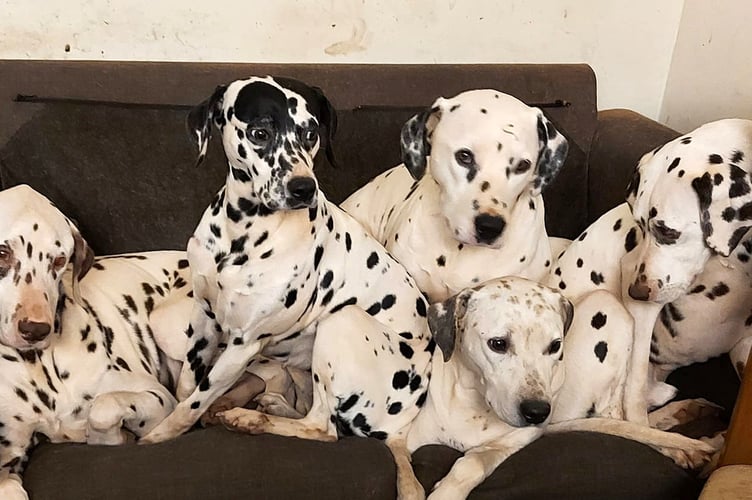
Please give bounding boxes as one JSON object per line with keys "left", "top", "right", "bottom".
{"left": 427, "top": 348, "right": 492, "bottom": 411}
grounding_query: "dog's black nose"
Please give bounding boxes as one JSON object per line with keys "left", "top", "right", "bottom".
{"left": 519, "top": 399, "right": 551, "bottom": 425}
{"left": 628, "top": 282, "right": 651, "bottom": 301}
{"left": 18, "top": 320, "right": 51, "bottom": 342}
{"left": 287, "top": 177, "right": 317, "bottom": 205}
{"left": 474, "top": 214, "right": 506, "bottom": 244}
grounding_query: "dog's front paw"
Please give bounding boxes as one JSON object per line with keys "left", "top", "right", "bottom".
{"left": 255, "top": 392, "right": 304, "bottom": 419}
{"left": 657, "top": 438, "right": 719, "bottom": 470}
{"left": 217, "top": 408, "right": 269, "bottom": 434}
{"left": 0, "top": 476, "right": 29, "bottom": 500}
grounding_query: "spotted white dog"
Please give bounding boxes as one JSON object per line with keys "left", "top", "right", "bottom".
{"left": 141, "top": 77, "right": 433, "bottom": 470}
{"left": 223, "top": 277, "right": 716, "bottom": 499}
{"left": 547, "top": 119, "right": 752, "bottom": 423}
{"left": 342, "top": 89, "right": 568, "bottom": 302}
{"left": 0, "top": 185, "right": 191, "bottom": 500}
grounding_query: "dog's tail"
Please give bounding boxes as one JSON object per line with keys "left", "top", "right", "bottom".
{"left": 546, "top": 418, "right": 717, "bottom": 452}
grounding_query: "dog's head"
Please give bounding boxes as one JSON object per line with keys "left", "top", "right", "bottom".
{"left": 625, "top": 119, "right": 752, "bottom": 303}
{"left": 400, "top": 89, "right": 568, "bottom": 248}
{"left": 427, "top": 277, "right": 573, "bottom": 427}
{"left": 0, "top": 185, "right": 94, "bottom": 350}
{"left": 188, "top": 76, "right": 337, "bottom": 211}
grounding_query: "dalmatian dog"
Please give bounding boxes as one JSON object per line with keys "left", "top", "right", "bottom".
{"left": 341, "top": 89, "right": 569, "bottom": 302}
{"left": 0, "top": 185, "right": 192, "bottom": 499}
{"left": 220, "top": 277, "right": 716, "bottom": 499}
{"left": 141, "top": 76, "right": 433, "bottom": 466}
{"left": 547, "top": 118, "right": 752, "bottom": 424}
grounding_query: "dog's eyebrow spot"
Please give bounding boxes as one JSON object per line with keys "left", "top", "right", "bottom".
{"left": 480, "top": 181, "right": 490, "bottom": 192}
{"left": 480, "top": 108, "right": 487, "bottom": 114}
{"left": 449, "top": 104, "right": 460, "bottom": 112}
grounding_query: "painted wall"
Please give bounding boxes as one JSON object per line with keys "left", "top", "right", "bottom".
{"left": 0, "top": 0, "right": 685, "bottom": 119}
{"left": 660, "top": 0, "right": 752, "bottom": 132}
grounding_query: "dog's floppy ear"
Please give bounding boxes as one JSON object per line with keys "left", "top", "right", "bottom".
{"left": 311, "top": 86, "right": 339, "bottom": 168}
{"left": 427, "top": 289, "right": 471, "bottom": 362}
{"left": 692, "top": 163, "right": 752, "bottom": 257}
{"left": 66, "top": 219, "right": 94, "bottom": 305}
{"left": 531, "top": 110, "right": 569, "bottom": 196}
{"left": 187, "top": 84, "right": 228, "bottom": 167}
{"left": 400, "top": 101, "right": 442, "bottom": 180}
{"left": 559, "top": 296, "right": 574, "bottom": 337}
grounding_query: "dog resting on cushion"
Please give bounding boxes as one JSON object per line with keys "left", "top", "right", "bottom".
{"left": 0, "top": 185, "right": 193, "bottom": 500}
{"left": 221, "top": 277, "right": 716, "bottom": 500}
{"left": 342, "top": 89, "right": 569, "bottom": 302}
{"left": 546, "top": 118, "right": 752, "bottom": 423}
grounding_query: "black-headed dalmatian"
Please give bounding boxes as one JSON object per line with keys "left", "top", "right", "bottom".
{"left": 547, "top": 118, "right": 752, "bottom": 424}
{"left": 342, "top": 89, "right": 569, "bottom": 302}
{"left": 223, "top": 277, "right": 716, "bottom": 499}
{"left": 141, "top": 76, "right": 433, "bottom": 468}
{"left": 0, "top": 185, "right": 191, "bottom": 500}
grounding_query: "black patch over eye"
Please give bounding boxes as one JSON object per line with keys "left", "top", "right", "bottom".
{"left": 487, "top": 337, "right": 508, "bottom": 354}
{"left": 455, "top": 149, "right": 475, "bottom": 167}
{"left": 249, "top": 128, "right": 270, "bottom": 142}
{"left": 651, "top": 221, "right": 681, "bottom": 245}
{"left": 547, "top": 339, "right": 562, "bottom": 355}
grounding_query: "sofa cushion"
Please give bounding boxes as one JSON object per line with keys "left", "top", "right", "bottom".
{"left": 24, "top": 427, "right": 702, "bottom": 500}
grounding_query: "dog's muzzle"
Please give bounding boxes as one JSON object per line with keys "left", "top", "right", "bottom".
{"left": 474, "top": 214, "right": 506, "bottom": 244}
{"left": 519, "top": 399, "right": 551, "bottom": 425}
{"left": 286, "top": 176, "right": 317, "bottom": 208}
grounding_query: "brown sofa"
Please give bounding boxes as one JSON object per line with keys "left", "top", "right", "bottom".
{"left": 0, "top": 61, "right": 741, "bottom": 499}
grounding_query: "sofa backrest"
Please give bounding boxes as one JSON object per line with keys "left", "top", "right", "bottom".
{"left": 0, "top": 61, "right": 596, "bottom": 254}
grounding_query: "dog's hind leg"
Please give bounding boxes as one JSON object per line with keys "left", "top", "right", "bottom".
{"left": 200, "top": 371, "right": 266, "bottom": 426}
{"left": 427, "top": 427, "right": 542, "bottom": 500}
{"left": 87, "top": 385, "right": 177, "bottom": 444}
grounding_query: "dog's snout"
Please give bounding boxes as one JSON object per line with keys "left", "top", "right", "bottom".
{"left": 18, "top": 320, "right": 52, "bottom": 342}
{"left": 474, "top": 214, "right": 506, "bottom": 244}
{"left": 287, "top": 177, "right": 317, "bottom": 205}
{"left": 628, "top": 282, "right": 651, "bottom": 301}
{"left": 519, "top": 399, "right": 551, "bottom": 425}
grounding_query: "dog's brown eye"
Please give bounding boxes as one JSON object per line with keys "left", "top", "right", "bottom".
{"left": 455, "top": 149, "right": 475, "bottom": 167}
{"left": 304, "top": 129, "right": 317, "bottom": 143}
{"left": 0, "top": 245, "right": 11, "bottom": 262}
{"left": 548, "top": 339, "right": 562, "bottom": 355}
{"left": 487, "top": 337, "right": 508, "bottom": 354}
{"left": 53, "top": 255, "right": 67, "bottom": 270}
{"left": 250, "top": 129, "right": 270, "bottom": 142}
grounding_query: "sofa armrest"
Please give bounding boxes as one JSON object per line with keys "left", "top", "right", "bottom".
{"left": 719, "top": 348, "right": 752, "bottom": 466}
{"left": 587, "top": 109, "right": 680, "bottom": 225}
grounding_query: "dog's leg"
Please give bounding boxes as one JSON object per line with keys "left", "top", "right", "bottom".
{"left": 218, "top": 369, "right": 336, "bottom": 442}
{"left": 87, "top": 386, "right": 178, "bottom": 444}
{"left": 428, "top": 427, "right": 542, "bottom": 500}
{"left": 646, "top": 364, "right": 679, "bottom": 409}
{"left": 622, "top": 297, "right": 662, "bottom": 424}
{"left": 201, "top": 372, "right": 266, "bottom": 426}
{"left": 175, "top": 302, "right": 220, "bottom": 401}
{"left": 386, "top": 433, "right": 425, "bottom": 500}
{"left": 0, "top": 424, "right": 34, "bottom": 500}
{"left": 140, "top": 339, "right": 264, "bottom": 444}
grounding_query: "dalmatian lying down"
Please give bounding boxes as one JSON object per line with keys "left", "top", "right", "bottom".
{"left": 547, "top": 118, "right": 752, "bottom": 423}
{"left": 220, "top": 277, "right": 716, "bottom": 499}
{"left": 0, "top": 185, "right": 192, "bottom": 499}
{"left": 342, "top": 89, "right": 569, "bottom": 302}
{"left": 141, "top": 76, "right": 433, "bottom": 450}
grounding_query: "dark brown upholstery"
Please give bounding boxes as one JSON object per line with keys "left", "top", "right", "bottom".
{"left": 0, "top": 61, "right": 737, "bottom": 500}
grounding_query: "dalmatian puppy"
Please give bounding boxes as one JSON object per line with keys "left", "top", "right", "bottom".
{"left": 341, "top": 89, "right": 568, "bottom": 302}
{"left": 547, "top": 118, "right": 752, "bottom": 423}
{"left": 141, "top": 76, "right": 433, "bottom": 464}
{"left": 221, "top": 277, "right": 716, "bottom": 499}
{"left": 0, "top": 185, "right": 192, "bottom": 500}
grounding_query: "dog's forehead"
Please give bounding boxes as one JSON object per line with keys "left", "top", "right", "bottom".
{"left": 468, "top": 278, "right": 562, "bottom": 326}
{"left": 0, "top": 185, "right": 73, "bottom": 249}
{"left": 435, "top": 90, "right": 539, "bottom": 151}
{"left": 225, "top": 77, "right": 316, "bottom": 124}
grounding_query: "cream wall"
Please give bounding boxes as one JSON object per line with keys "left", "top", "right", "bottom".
{"left": 660, "top": 0, "right": 752, "bottom": 132}
{"left": 0, "top": 0, "right": 684, "bottom": 119}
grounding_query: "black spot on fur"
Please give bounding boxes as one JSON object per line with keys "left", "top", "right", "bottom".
{"left": 708, "top": 154, "right": 723, "bottom": 164}
{"left": 366, "top": 252, "right": 379, "bottom": 269}
{"left": 591, "top": 312, "right": 607, "bottom": 330}
{"left": 399, "top": 342, "right": 414, "bottom": 359}
{"left": 392, "top": 371, "right": 409, "bottom": 389}
{"left": 415, "top": 297, "right": 427, "bottom": 317}
{"left": 624, "top": 227, "right": 638, "bottom": 252}
{"left": 594, "top": 341, "right": 608, "bottom": 362}
{"left": 387, "top": 402, "right": 403, "bottom": 415}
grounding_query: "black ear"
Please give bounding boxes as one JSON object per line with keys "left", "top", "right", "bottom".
{"left": 400, "top": 106, "right": 441, "bottom": 180}
{"left": 559, "top": 296, "right": 574, "bottom": 337}
{"left": 532, "top": 110, "right": 569, "bottom": 195}
{"left": 427, "top": 290, "right": 471, "bottom": 362}
{"left": 692, "top": 164, "right": 752, "bottom": 257}
{"left": 311, "top": 86, "right": 338, "bottom": 168}
{"left": 66, "top": 219, "right": 94, "bottom": 305}
{"left": 186, "top": 84, "right": 228, "bottom": 167}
